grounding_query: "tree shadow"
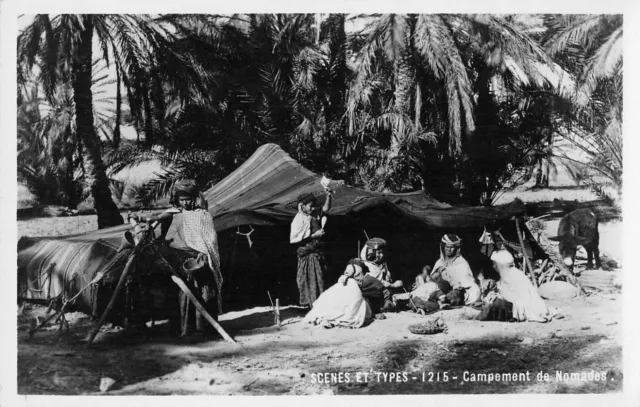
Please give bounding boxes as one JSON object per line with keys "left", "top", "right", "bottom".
{"left": 335, "top": 334, "right": 622, "bottom": 395}
{"left": 18, "top": 319, "right": 332, "bottom": 395}
{"left": 17, "top": 304, "right": 315, "bottom": 395}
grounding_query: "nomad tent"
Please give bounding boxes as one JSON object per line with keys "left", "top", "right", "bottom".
{"left": 18, "top": 143, "right": 545, "bottom": 321}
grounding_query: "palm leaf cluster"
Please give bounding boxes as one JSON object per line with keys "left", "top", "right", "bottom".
{"left": 542, "top": 14, "right": 622, "bottom": 194}
{"left": 17, "top": 13, "right": 624, "bottom": 219}
{"left": 17, "top": 62, "right": 118, "bottom": 208}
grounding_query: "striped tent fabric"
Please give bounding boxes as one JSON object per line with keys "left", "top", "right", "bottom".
{"left": 18, "top": 236, "right": 130, "bottom": 312}
{"left": 18, "top": 143, "right": 528, "bottom": 313}
{"left": 203, "top": 143, "right": 523, "bottom": 231}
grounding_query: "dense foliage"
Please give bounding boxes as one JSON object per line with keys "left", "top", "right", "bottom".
{"left": 17, "top": 14, "right": 623, "bottom": 224}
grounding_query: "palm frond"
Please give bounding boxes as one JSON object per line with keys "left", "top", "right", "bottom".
{"left": 544, "top": 15, "right": 603, "bottom": 57}
{"left": 576, "top": 27, "right": 622, "bottom": 106}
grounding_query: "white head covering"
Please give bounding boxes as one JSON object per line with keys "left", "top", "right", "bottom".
{"left": 439, "top": 234, "right": 462, "bottom": 266}
{"left": 491, "top": 249, "right": 514, "bottom": 264}
{"left": 491, "top": 250, "right": 515, "bottom": 272}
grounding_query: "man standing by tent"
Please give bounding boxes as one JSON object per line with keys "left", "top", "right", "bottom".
{"left": 137, "top": 179, "right": 223, "bottom": 336}
{"left": 290, "top": 191, "right": 332, "bottom": 308}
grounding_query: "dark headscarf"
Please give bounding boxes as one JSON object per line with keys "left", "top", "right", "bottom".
{"left": 347, "top": 258, "right": 369, "bottom": 273}
{"left": 365, "top": 238, "right": 387, "bottom": 250}
{"left": 343, "top": 258, "right": 370, "bottom": 285}
{"left": 171, "top": 179, "right": 208, "bottom": 209}
{"left": 297, "top": 193, "right": 317, "bottom": 206}
{"left": 173, "top": 179, "right": 199, "bottom": 197}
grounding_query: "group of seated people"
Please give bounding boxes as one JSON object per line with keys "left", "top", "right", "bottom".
{"left": 303, "top": 233, "right": 554, "bottom": 329}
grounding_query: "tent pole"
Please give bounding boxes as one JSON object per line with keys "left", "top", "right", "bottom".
{"left": 170, "top": 275, "right": 237, "bottom": 344}
{"left": 86, "top": 251, "right": 137, "bottom": 348}
{"left": 515, "top": 217, "right": 537, "bottom": 288}
{"left": 227, "top": 231, "right": 240, "bottom": 301}
{"left": 154, "top": 252, "right": 237, "bottom": 345}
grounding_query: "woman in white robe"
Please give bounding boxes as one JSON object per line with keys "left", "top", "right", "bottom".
{"left": 303, "top": 260, "right": 373, "bottom": 328}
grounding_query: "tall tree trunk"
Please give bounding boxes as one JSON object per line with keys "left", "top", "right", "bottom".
{"left": 322, "top": 14, "right": 347, "bottom": 175}
{"left": 152, "top": 68, "right": 166, "bottom": 141}
{"left": 113, "top": 67, "right": 122, "bottom": 149}
{"left": 315, "top": 13, "right": 322, "bottom": 44}
{"left": 544, "top": 160, "right": 551, "bottom": 187}
{"left": 72, "top": 17, "right": 123, "bottom": 229}
{"left": 389, "top": 17, "right": 415, "bottom": 166}
{"left": 390, "top": 53, "right": 413, "bottom": 159}
{"left": 63, "top": 123, "right": 78, "bottom": 209}
{"left": 142, "top": 84, "right": 154, "bottom": 148}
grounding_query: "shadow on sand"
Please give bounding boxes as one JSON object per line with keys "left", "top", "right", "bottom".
{"left": 335, "top": 333, "right": 622, "bottom": 395}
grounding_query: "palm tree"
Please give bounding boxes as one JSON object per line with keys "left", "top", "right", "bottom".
{"left": 106, "top": 140, "right": 223, "bottom": 203}
{"left": 17, "top": 14, "right": 207, "bottom": 228}
{"left": 18, "top": 58, "right": 130, "bottom": 208}
{"left": 543, "top": 14, "right": 623, "bottom": 193}
{"left": 155, "top": 14, "right": 348, "bottom": 171}
{"left": 544, "top": 14, "right": 622, "bottom": 105}
{"left": 346, "top": 14, "right": 557, "bottom": 194}
{"left": 316, "top": 14, "right": 349, "bottom": 174}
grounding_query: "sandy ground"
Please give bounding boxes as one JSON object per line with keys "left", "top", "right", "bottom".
{"left": 16, "top": 187, "right": 624, "bottom": 395}
{"left": 17, "top": 290, "right": 623, "bottom": 395}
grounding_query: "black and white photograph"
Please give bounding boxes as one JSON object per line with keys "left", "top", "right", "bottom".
{"left": 1, "top": 1, "right": 638, "bottom": 402}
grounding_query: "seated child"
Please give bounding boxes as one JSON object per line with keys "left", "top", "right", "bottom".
{"left": 412, "top": 266, "right": 445, "bottom": 302}
{"left": 474, "top": 268, "right": 514, "bottom": 321}
{"left": 403, "top": 266, "right": 453, "bottom": 314}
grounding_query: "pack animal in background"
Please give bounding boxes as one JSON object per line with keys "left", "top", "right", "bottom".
{"left": 548, "top": 208, "right": 601, "bottom": 271}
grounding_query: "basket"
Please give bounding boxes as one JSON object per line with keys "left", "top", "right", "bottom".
{"left": 408, "top": 318, "right": 447, "bottom": 335}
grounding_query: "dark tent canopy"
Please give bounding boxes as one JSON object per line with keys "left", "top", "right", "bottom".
{"left": 18, "top": 143, "right": 535, "bottom": 314}
{"left": 204, "top": 143, "right": 523, "bottom": 231}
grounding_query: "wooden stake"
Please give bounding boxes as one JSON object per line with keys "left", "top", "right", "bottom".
{"left": 154, "top": 251, "right": 237, "bottom": 344}
{"left": 515, "top": 218, "right": 537, "bottom": 287}
{"left": 544, "top": 266, "right": 557, "bottom": 284}
{"left": 536, "top": 258, "right": 550, "bottom": 286}
{"left": 29, "top": 271, "right": 106, "bottom": 339}
{"left": 86, "top": 253, "right": 137, "bottom": 348}
{"left": 170, "top": 275, "right": 237, "bottom": 344}
{"left": 275, "top": 299, "right": 281, "bottom": 328}
{"left": 534, "top": 229, "right": 587, "bottom": 295}
{"left": 402, "top": 287, "right": 419, "bottom": 312}
{"left": 28, "top": 309, "right": 61, "bottom": 339}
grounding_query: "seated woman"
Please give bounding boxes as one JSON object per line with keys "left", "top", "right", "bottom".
{"left": 303, "top": 259, "right": 373, "bottom": 329}
{"left": 431, "top": 234, "right": 481, "bottom": 306}
{"left": 360, "top": 238, "right": 404, "bottom": 289}
{"left": 357, "top": 261, "right": 393, "bottom": 318}
{"left": 491, "top": 250, "right": 553, "bottom": 323}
